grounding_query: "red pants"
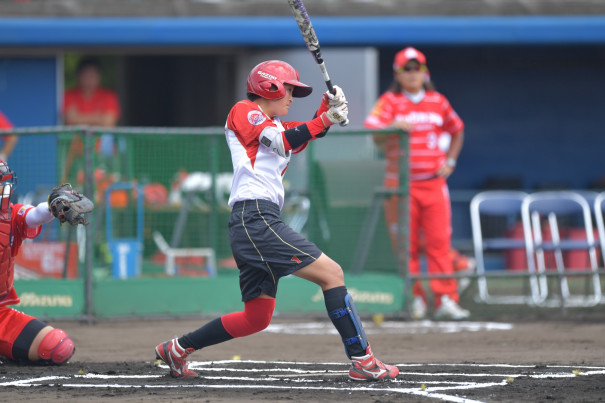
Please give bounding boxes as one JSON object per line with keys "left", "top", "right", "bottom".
{"left": 384, "top": 177, "right": 458, "bottom": 306}
{"left": 0, "top": 306, "right": 36, "bottom": 360}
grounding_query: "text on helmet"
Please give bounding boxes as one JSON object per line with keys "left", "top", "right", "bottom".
{"left": 258, "top": 70, "right": 278, "bottom": 81}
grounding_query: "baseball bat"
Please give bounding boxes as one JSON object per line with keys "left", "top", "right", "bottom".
{"left": 287, "top": 0, "right": 349, "bottom": 126}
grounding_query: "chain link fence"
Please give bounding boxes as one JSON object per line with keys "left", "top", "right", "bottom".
{"left": 2, "top": 125, "right": 409, "bottom": 318}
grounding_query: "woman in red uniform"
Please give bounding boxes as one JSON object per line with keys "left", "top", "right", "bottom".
{"left": 364, "top": 47, "right": 470, "bottom": 320}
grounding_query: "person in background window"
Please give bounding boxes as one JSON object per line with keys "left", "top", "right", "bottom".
{"left": 0, "top": 110, "right": 19, "bottom": 162}
{"left": 63, "top": 57, "right": 120, "bottom": 129}
{"left": 62, "top": 57, "right": 122, "bottom": 200}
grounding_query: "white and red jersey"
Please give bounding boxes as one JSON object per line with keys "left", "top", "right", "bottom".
{"left": 0, "top": 203, "right": 43, "bottom": 308}
{"left": 225, "top": 100, "right": 308, "bottom": 209}
{"left": 364, "top": 90, "right": 464, "bottom": 184}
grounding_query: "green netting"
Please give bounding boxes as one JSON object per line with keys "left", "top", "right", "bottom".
{"left": 305, "top": 145, "right": 398, "bottom": 274}
{"left": 5, "top": 126, "right": 408, "bottom": 282}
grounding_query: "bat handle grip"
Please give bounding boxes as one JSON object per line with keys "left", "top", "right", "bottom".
{"left": 325, "top": 79, "right": 335, "bottom": 95}
{"left": 325, "top": 79, "right": 348, "bottom": 126}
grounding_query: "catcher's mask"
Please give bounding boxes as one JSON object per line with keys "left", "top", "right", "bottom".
{"left": 0, "top": 160, "right": 16, "bottom": 188}
{"left": 0, "top": 160, "right": 16, "bottom": 216}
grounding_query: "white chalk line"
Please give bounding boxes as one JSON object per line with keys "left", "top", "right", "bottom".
{"left": 190, "top": 359, "right": 349, "bottom": 366}
{"left": 186, "top": 365, "right": 348, "bottom": 374}
{"left": 423, "top": 363, "right": 605, "bottom": 370}
{"left": 186, "top": 360, "right": 605, "bottom": 370}
{"left": 0, "top": 376, "right": 69, "bottom": 387}
{"left": 185, "top": 366, "right": 601, "bottom": 380}
{"left": 77, "top": 373, "right": 300, "bottom": 383}
{"left": 76, "top": 373, "right": 163, "bottom": 379}
{"left": 168, "top": 363, "right": 533, "bottom": 378}
{"left": 7, "top": 363, "right": 605, "bottom": 403}
{"left": 530, "top": 369, "right": 605, "bottom": 378}
{"left": 31, "top": 381, "right": 495, "bottom": 403}
{"left": 205, "top": 375, "right": 323, "bottom": 382}
{"left": 264, "top": 321, "right": 513, "bottom": 336}
{"left": 177, "top": 361, "right": 605, "bottom": 378}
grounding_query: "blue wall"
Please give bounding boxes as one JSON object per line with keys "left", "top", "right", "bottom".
{"left": 1, "top": 17, "right": 603, "bottom": 194}
{"left": 0, "top": 57, "right": 59, "bottom": 197}
{"left": 378, "top": 45, "right": 605, "bottom": 191}
{"left": 2, "top": 16, "right": 605, "bottom": 46}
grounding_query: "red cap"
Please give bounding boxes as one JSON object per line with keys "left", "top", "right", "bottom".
{"left": 393, "top": 47, "right": 427, "bottom": 71}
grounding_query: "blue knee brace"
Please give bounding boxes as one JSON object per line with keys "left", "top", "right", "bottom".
{"left": 328, "top": 293, "right": 369, "bottom": 359}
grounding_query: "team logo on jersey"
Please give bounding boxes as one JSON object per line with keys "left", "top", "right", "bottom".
{"left": 403, "top": 111, "right": 443, "bottom": 125}
{"left": 247, "top": 110, "right": 266, "bottom": 126}
{"left": 17, "top": 206, "right": 26, "bottom": 216}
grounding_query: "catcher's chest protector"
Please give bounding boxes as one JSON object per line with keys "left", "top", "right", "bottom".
{"left": 0, "top": 209, "right": 12, "bottom": 297}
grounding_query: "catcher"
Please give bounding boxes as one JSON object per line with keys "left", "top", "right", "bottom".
{"left": 0, "top": 160, "right": 93, "bottom": 364}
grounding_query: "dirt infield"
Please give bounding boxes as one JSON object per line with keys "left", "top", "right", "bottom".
{"left": 1, "top": 308, "right": 605, "bottom": 402}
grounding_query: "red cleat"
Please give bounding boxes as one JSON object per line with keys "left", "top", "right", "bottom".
{"left": 155, "top": 338, "right": 197, "bottom": 379}
{"left": 349, "top": 345, "right": 399, "bottom": 381}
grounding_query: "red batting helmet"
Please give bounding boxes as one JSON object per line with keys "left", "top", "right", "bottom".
{"left": 247, "top": 60, "right": 313, "bottom": 100}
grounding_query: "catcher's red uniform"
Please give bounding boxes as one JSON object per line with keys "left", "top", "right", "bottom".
{"left": 0, "top": 110, "right": 14, "bottom": 144}
{"left": 364, "top": 89, "right": 464, "bottom": 304}
{"left": 0, "top": 203, "right": 43, "bottom": 360}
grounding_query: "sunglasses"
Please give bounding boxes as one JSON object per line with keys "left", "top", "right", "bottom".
{"left": 396, "top": 64, "right": 427, "bottom": 73}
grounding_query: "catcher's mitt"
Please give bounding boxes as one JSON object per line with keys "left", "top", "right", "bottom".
{"left": 48, "top": 183, "right": 94, "bottom": 226}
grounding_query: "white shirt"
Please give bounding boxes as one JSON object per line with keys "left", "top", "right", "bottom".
{"left": 225, "top": 100, "right": 292, "bottom": 209}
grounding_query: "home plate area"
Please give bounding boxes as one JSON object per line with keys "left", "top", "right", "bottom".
{"left": 2, "top": 360, "right": 604, "bottom": 402}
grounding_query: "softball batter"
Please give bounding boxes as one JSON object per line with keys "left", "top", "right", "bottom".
{"left": 155, "top": 60, "right": 399, "bottom": 382}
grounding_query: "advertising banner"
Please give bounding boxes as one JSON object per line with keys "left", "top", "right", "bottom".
{"left": 13, "top": 279, "right": 85, "bottom": 319}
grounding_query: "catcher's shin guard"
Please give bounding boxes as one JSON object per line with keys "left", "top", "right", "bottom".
{"left": 328, "top": 293, "right": 368, "bottom": 359}
{"left": 37, "top": 328, "right": 75, "bottom": 364}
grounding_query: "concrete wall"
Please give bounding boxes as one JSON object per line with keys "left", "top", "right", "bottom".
{"left": 2, "top": 0, "right": 604, "bottom": 17}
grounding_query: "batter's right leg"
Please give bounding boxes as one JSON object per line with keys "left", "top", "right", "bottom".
{"left": 295, "top": 255, "right": 399, "bottom": 381}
